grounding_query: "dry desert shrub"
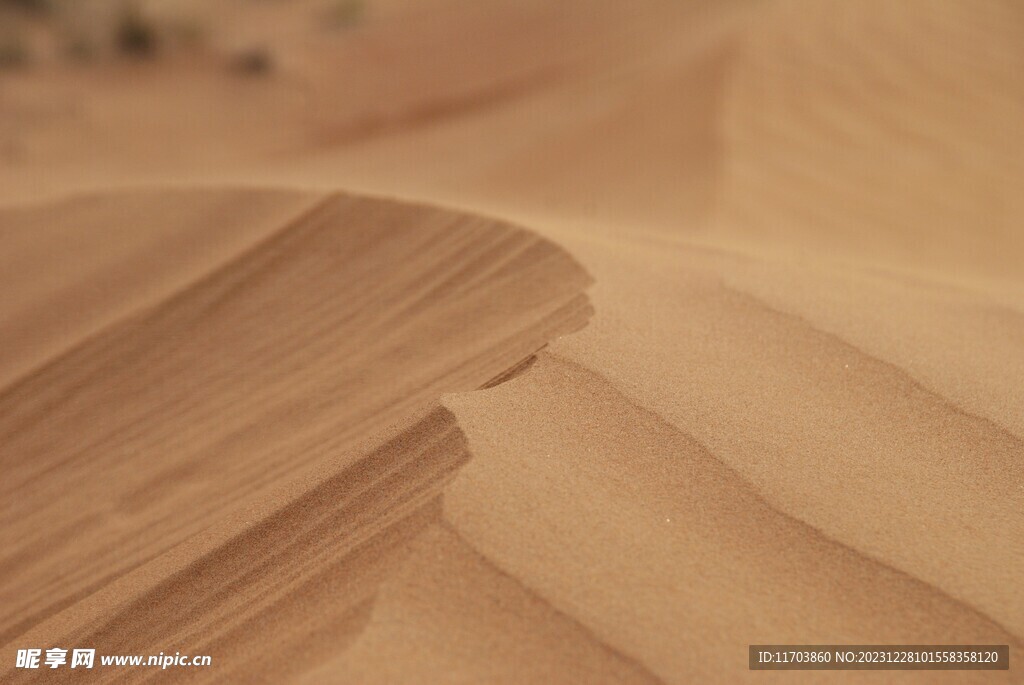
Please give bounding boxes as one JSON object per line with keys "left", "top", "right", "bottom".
{"left": 0, "top": 32, "right": 31, "bottom": 67}
{"left": 323, "top": 0, "right": 365, "bottom": 29}
{"left": 229, "top": 46, "right": 274, "bottom": 76}
{"left": 115, "top": 2, "right": 157, "bottom": 57}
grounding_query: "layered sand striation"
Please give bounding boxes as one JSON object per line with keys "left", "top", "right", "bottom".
{"left": 0, "top": 188, "right": 591, "bottom": 683}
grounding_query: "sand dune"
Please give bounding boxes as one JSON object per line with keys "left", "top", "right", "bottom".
{"left": 1, "top": 0, "right": 1022, "bottom": 682}
{"left": 446, "top": 354, "right": 1020, "bottom": 683}
{"left": 718, "top": 0, "right": 1024, "bottom": 285}
{"left": 0, "top": 189, "right": 591, "bottom": 682}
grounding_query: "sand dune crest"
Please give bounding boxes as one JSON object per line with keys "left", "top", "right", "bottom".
{"left": 0, "top": 188, "right": 591, "bottom": 682}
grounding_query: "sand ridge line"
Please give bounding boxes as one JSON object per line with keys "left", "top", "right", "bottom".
{"left": 542, "top": 352, "right": 1023, "bottom": 647}
{"left": 438, "top": 519, "right": 668, "bottom": 685}
{"left": 0, "top": 188, "right": 594, "bottom": 682}
{"left": 443, "top": 352, "right": 1022, "bottom": 682}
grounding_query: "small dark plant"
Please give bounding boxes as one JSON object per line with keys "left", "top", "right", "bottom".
{"left": 0, "top": 34, "right": 30, "bottom": 68}
{"left": 116, "top": 4, "right": 157, "bottom": 57}
{"left": 229, "top": 46, "right": 273, "bottom": 76}
{"left": 323, "top": 0, "right": 365, "bottom": 30}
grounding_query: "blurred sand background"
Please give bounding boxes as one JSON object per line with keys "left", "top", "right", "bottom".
{"left": 0, "top": 0, "right": 1022, "bottom": 682}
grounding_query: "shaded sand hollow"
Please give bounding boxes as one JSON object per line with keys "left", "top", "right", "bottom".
{"left": 1, "top": 0, "right": 1023, "bottom": 682}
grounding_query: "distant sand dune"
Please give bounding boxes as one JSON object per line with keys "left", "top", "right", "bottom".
{"left": 718, "top": 0, "right": 1024, "bottom": 283}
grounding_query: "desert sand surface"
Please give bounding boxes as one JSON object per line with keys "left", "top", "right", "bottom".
{"left": 0, "top": 0, "right": 1022, "bottom": 683}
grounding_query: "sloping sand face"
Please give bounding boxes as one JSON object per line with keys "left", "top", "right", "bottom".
{"left": 0, "top": 0, "right": 1022, "bottom": 682}
{"left": 0, "top": 188, "right": 591, "bottom": 683}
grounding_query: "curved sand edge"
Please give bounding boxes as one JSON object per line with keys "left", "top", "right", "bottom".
{"left": 0, "top": 187, "right": 593, "bottom": 683}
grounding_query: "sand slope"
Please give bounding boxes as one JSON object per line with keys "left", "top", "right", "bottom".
{"left": 0, "top": 189, "right": 591, "bottom": 682}
{"left": 1, "top": 0, "right": 1022, "bottom": 682}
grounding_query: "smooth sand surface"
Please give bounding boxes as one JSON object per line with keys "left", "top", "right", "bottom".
{"left": 0, "top": 1, "right": 1021, "bottom": 682}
